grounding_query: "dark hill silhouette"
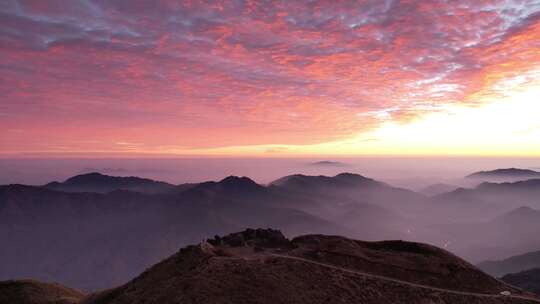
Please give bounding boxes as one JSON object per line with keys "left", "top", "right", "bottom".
{"left": 467, "top": 169, "right": 540, "bottom": 183}
{"left": 502, "top": 269, "right": 540, "bottom": 296}
{"left": 81, "top": 229, "right": 538, "bottom": 304}
{"left": 44, "top": 172, "right": 175, "bottom": 194}
{"left": 0, "top": 280, "right": 83, "bottom": 304}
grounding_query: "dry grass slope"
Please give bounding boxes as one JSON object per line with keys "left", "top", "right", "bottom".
{"left": 82, "top": 229, "right": 540, "bottom": 304}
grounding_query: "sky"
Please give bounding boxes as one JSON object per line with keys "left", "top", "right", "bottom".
{"left": 1, "top": 0, "right": 540, "bottom": 157}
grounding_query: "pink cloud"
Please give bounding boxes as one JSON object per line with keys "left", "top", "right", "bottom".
{"left": 1, "top": 0, "right": 539, "bottom": 154}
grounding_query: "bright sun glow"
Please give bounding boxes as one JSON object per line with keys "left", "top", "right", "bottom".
{"left": 364, "top": 84, "right": 540, "bottom": 155}
{"left": 190, "top": 70, "right": 540, "bottom": 157}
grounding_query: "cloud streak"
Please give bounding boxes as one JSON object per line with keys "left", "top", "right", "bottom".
{"left": 1, "top": 0, "right": 539, "bottom": 154}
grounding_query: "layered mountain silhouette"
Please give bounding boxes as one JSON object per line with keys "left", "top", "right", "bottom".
{"left": 431, "top": 206, "right": 540, "bottom": 263}
{"left": 434, "top": 179, "right": 540, "bottom": 220}
{"left": 80, "top": 229, "right": 537, "bottom": 304}
{"left": 2, "top": 173, "right": 380, "bottom": 291}
{"left": 0, "top": 182, "right": 346, "bottom": 291}
{"left": 270, "top": 173, "right": 426, "bottom": 216}
{"left": 4, "top": 170, "right": 540, "bottom": 293}
{"left": 44, "top": 172, "right": 176, "bottom": 194}
{"left": 437, "top": 181, "right": 540, "bottom": 245}
{"left": 502, "top": 269, "right": 540, "bottom": 296}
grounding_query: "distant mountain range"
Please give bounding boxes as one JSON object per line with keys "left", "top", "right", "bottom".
{"left": 309, "top": 160, "right": 348, "bottom": 167}
{"left": 4, "top": 169, "right": 540, "bottom": 293}
{"left": 270, "top": 173, "right": 427, "bottom": 216}
{"left": 478, "top": 250, "right": 540, "bottom": 278}
{"left": 5, "top": 229, "right": 537, "bottom": 304}
{"left": 433, "top": 178, "right": 540, "bottom": 220}
{"left": 467, "top": 168, "right": 540, "bottom": 182}
{"left": 0, "top": 172, "right": 413, "bottom": 291}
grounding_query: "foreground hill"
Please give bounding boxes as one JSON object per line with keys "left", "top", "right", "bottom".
{"left": 502, "top": 269, "right": 540, "bottom": 296}
{"left": 82, "top": 229, "right": 538, "bottom": 304}
{"left": 479, "top": 251, "right": 540, "bottom": 278}
{"left": 0, "top": 280, "right": 83, "bottom": 304}
{"left": 44, "top": 172, "right": 176, "bottom": 194}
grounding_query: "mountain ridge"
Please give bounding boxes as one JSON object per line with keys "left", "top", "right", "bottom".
{"left": 44, "top": 172, "right": 176, "bottom": 194}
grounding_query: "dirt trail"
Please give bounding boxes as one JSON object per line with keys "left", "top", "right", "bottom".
{"left": 268, "top": 254, "right": 540, "bottom": 303}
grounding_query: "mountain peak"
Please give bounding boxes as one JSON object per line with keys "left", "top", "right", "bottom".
{"left": 271, "top": 172, "right": 375, "bottom": 188}
{"left": 64, "top": 172, "right": 108, "bottom": 183}
{"left": 189, "top": 176, "right": 263, "bottom": 195}
{"left": 334, "top": 172, "right": 369, "bottom": 180}
{"left": 218, "top": 176, "right": 263, "bottom": 191}
{"left": 219, "top": 175, "right": 259, "bottom": 186}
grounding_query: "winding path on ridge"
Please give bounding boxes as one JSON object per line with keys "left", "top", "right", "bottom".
{"left": 264, "top": 253, "right": 540, "bottom": 303}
